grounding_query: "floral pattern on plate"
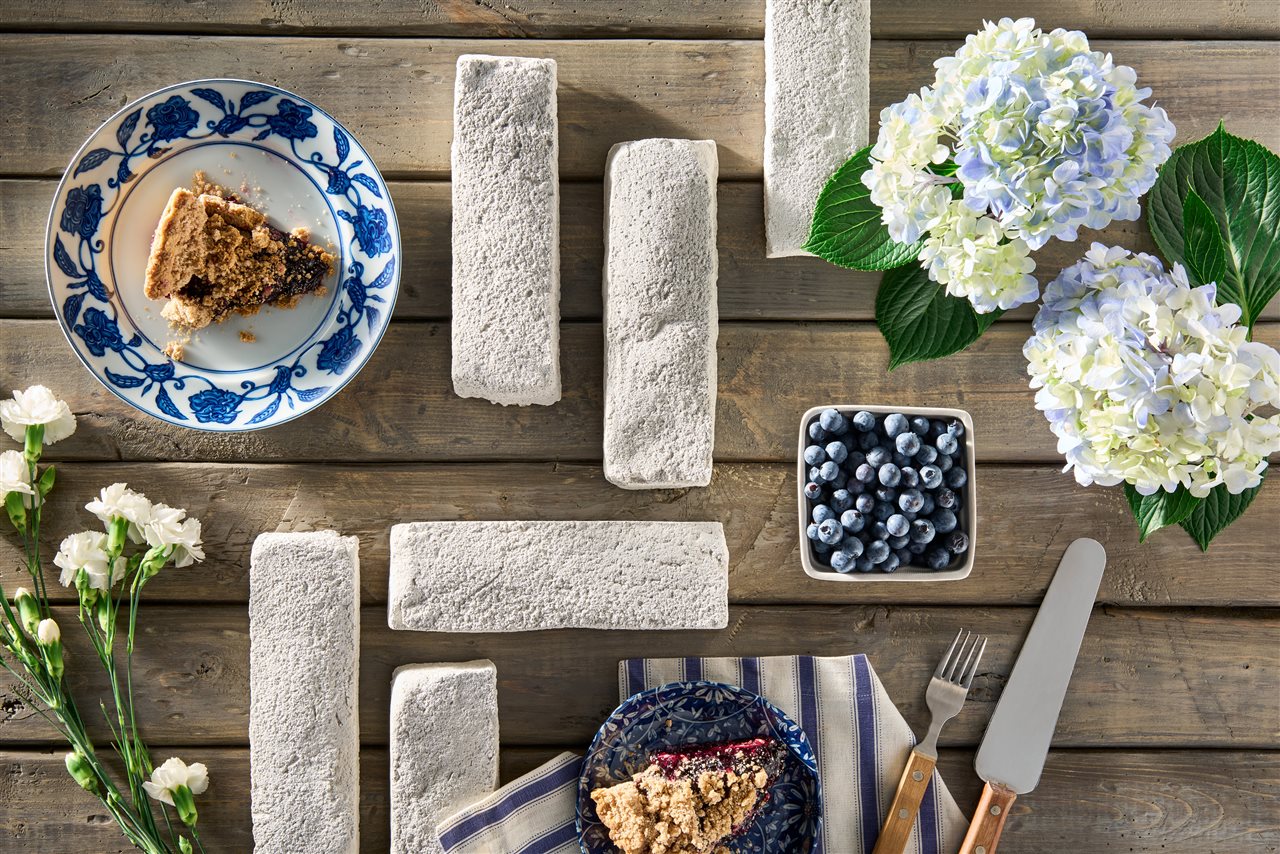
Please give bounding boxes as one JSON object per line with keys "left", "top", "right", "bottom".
{"left": 46, "top": 79, "right": 400, "bottom": 431}
{"left": 576, "top": 680, "right": 822, "bottom": 854}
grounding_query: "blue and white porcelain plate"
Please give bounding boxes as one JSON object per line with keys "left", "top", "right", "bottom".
{"left": 576, "top": 681, "right": 822, "bottom": 854}
{"left": 45, "top": 79, "right": 400, "bottom": 430}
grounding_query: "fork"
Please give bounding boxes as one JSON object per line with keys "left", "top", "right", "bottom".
{"left": 873, "top": 629, "right": 988, "bottom": 854}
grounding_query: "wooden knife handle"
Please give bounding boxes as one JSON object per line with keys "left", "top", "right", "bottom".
{"left": 871, "top": 749, "right": 938, "bottom": 854}
{"left": 959, "top": 781, "right": 1018, "bottom": 854}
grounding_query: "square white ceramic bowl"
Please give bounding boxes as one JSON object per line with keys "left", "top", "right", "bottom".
{"left": 798, "top": 404, "right": 976, "bottom": 582}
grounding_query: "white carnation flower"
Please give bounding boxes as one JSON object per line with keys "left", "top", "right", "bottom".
{"left": 0, "top": 450, "right": 34, "bottom": 499}
{"left": 0, "top": 385, "right": 76, "bottom": 445}
{"left": 54, "top": 530, "right": 126, "bottom": 591}
{"left": 142, "top": 757, "right": 209, "bottom": 807}
{"left": 143, "top": 504, "right": 205, "bottom": 568}
{"left": 86, "top": 483, "right": 154, "bottom": 544}
{"left": 1025, "top": 243, "right": 1280, "bottom": 497}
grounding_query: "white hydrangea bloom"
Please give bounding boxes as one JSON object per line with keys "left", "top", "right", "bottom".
{"left": 0, "top": 385, "right": 77, "bottom": 445}
{"left": 862, "top": 17, "right": 1175, "bottom": 313}
{"left": 1024, "top": 244, "right": 1280, "bottom": 497}
{"left": 0, "top": 450, "right": 34, "bottom": 499}
{"left": 54, "top": 530, "right": 126, "bottom": 591}
{"left": 142, "top": 757, "right": 209, "bottom": 807}
{"left": 85, "top": 483, "right": 154, "bottom": 544}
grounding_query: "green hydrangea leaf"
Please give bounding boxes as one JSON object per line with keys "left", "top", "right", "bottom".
{"left": 804, "top": 145, "right": 925, "bottom": 271}
{"left": 1178, "top": 474, "right": 1266, "bottom": 552}
{"left": 1123, "top": 484, "right": 1203, "bottom": 543}
{"left": 1148, "top": 123, "right": 1280, "bottom": 327}
{"left": 1181, "top": 188, "right": 1227, "bottom": 288}
{"left": 876, "top": 263, "right": 1003, "bottom": 369}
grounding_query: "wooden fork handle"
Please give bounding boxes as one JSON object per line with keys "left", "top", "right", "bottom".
{"left": 871, "top": 748, "right": 938, "bottom": 854}
{"left": 958, "top": 781, "right": 1018, "bottom": 854}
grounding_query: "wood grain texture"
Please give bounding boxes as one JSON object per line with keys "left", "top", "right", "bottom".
{"left": 1, "top": 605, "right": 1275, "bottom": 748}
{"left": 4, "top": 319, "right": 1276, "bottom": 464}
{"left": 4, "top": 748, "right": 1277, "bottom": 852}
{"left": 2, "top": 37, "right": 1276, "bottom": 178}
{"left": 2, "top": 462, "right": 1276, "bottom": 608}
{"left": 8, "top": 179, "right": 1278, "bottom": 322}
{"left": 3, "top": 0, "right": 1277, "bottom": 39}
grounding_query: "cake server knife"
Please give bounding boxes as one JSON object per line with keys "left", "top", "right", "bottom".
{"left": 958, "top": 537, "right": 1107, "bottom": 854}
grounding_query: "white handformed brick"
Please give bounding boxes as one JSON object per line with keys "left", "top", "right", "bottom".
{"left": 603, "top": 138, "right": 719, "bottom": 489}
{"left": 391, "top": 661, "right": 500, "bottom": 854}
{"left": 451, "top": 54, "right": 561, "bottom": 406}
{"left": 250, "top": 531, "right": 360, "bottom": 854}
{"left": 388, "top": 521, "right": 729, "bottom": 632}
{"left": 764, "top": 0, "right": 870, "bottom": 257}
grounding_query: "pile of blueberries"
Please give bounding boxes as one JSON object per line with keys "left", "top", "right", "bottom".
{"left": 803, "top": 408, "right": 970, "bottom": 573}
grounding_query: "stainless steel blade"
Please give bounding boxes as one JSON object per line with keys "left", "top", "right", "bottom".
{"left": 974, "top": 538, "right": 1106, "bottom": 794}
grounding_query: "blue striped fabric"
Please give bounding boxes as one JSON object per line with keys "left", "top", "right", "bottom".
{"left": 437, "top": 655, "right": 964, "bottom": 854}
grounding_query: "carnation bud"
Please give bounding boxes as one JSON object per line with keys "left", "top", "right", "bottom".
{"left": 13, "top": 586, "right": 39, "bottom": 634}
{"left": 179, "top": 838, "right": 194, "bottom": 854}
{"left": 65, "top": 750, "right": 99, "bottom": 794}
{"left": 36, "top": 618, "right": 64, "bottom": 681}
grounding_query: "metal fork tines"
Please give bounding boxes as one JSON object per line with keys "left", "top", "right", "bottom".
{"left": 917, "top": 629, "right": 987, "bottom": 759}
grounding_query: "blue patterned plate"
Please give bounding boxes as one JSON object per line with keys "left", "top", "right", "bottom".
{"left": 577, "top": 680, "right": 822, "bottom": 854}
{"left": 45, "top": 79, "right": 400, "bottom": 430}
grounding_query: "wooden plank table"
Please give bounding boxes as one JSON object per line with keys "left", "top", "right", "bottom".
{"left": 1, "top": 1, "right": 1278, "bottom": 850}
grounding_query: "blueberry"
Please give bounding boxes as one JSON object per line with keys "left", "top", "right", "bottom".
{"left": 851, "top": 410, "right": 877, "bottom": 432}
{"left": 858, "top": 431, "right": 880, "bottom": 451}
{"left": 946, "top": 419, "right": 966, "bottom": 439}
{"left": 830, "top": 549, "right": 855, "bottom": 572}
{"left": 895, "top": 432, "right": 922, "bottom": 456}
{"left": 886, "top": 514, "right": 910, "bottom": 537}
{"left": 866, "top": 539, "right": 890, "bottom": 564}
{"left": 839, "top": 509, "right": 866, "bottom": 533}
{"left": 847, "top": 450, "right": 866, "bottom": 469}
{"left": 937, "top": 454, "right": 954, "bottom": 473}
{"left": 819, "top": 461, "right": 841, "bottom": 482}
{"left": 819, "top": 408, "right": 848, "bottom": 435}
{"left": 935, "top": 433, "right": 958, "bottom": 455}
{"left": 899, "top": 466, "right": 920, "bottom": 489}
{"left": 854, "top": 556, "right": 875, "bottom": 573}
{"left": 854, "top": 463, "right": 876, "bottom": 483}
{"left": 878, "top": 464, "right": 902, "bottom": 487}
{"left": 825, "top": 441, "right": 849, "bottom": 465}
{"left": 919, "top": 464, "right": 943, "bottom": 489}
{"left": 806, "top": 523, "right": 820, "bottom": 541}
{"left": 808, "top": 422, "right": 828, "bottom": 442}
{"left": 888, "top": 534, "right": 910, "bottom": 549}
{"left": 946, "top": 530, "right": 970, "bottom": 554}
{"left": 899, "top": 489, "right": 924, "bottom": 514}
{"left": 831, "top": 489, "right": 853, "bottom": 512}
{"left": 919, "top": 494, "right": 936, "bottom": 516}
{"left": 808, "top": 465, "right": 823, "bottom": 483}
{"left": 873, "top": 501, "right": 895, "bottom": 522}
{"left": 803, "top": 444, "right": 826, "bottom": 466}
{"left": 814, "top": 540, "right": 832, "bottom": 554}
{"left": 830, "top": 472, "right": 848, "bottom": 490}
{"left": 803, "top": 482, "right": 822, "bottom": 501}
{"left": 910, "top": 518, "right": 936, "bottom": 544}
{"left": 866, "top": 447, "right": 890, "bottom": 468}
{"left": 846, "top": 479, "right": 866, "bottom": 496}
{"left": 945, "top": 467, "right": 968, "bottom": 489}
{"left": 839, "top": 536, "right": 864, "bottom": 559}
{"left": 929, "top": 419, "right": 948, "bottom": 439}
{"left": 908, "top": 540, "right": 928, "bottom": 555}
{"left": 910, "top": 416, "right": 931, "bottom": 436}
{"left": 855, "top": 493, "right": 876, "bottom": 514}
{"left": 935, "top": 487, "right": 959, "bottom": 510}
{"left": 817, "top": 518, "right": 844, "bottom": 545}
{"left": 881, "top": 552, "right": 901, "bottom": 573}
{"left": 915, "top": 445, "right": 938, "bottom": 465}
{"left": 812, "top": 504, "right": 834, "bottom": 524}
{"left": 932, "top": 508, "right": 957, "bottom": 534}
{"left": 884, "top": 413, "right": 909, "bottom": 438}
{"left": 870, "top": 521, "right": 890, "bottom": 540}
{"left": 926, "top": 547, "right": 952, "bottom": 570}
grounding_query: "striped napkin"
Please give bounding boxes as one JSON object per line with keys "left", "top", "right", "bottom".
{"left": 437, "top": 654, "right": 965, "bottom": 854}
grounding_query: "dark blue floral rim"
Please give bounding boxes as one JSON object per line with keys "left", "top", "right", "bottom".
{"left": 576, "top": 680, "right": 823, "bottom": 854}
{"left": 45, "top": 79, "right": 401, "bottom": 431}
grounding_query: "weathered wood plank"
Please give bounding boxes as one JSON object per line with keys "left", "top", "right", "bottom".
{"left": 5, "top": 747, "right": 1276, "bottom": 852}
{"left": 3, "top": 462, "right": 1275, "bottom": 607}
{"left": 2, "top": 37, "right": 1276, "bottom": 178}
{"left": 3, "top": 0, "right": 1277, "bottom": 39}
{"left": 4, "top": 319, "right": 1277, "bottom": 464}
{"left": 3, "top": 747, "right": 1276, "bottom": 852}
{"left": 2, "top": 606, "right": 1275, "bottom": 747}
{"left": 9, "top": 179, "right": 1278, "bottom": 322}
